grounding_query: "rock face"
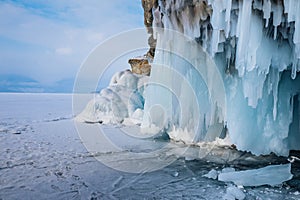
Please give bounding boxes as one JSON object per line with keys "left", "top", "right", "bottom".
{"left": 128, "top": 57, "right": 151, "bottom": 76}
{"left": 126, "top": 0, "right": 156, "bottom": 76}
{"left": 141, "top": 0, "right": 158, "bottom": 58}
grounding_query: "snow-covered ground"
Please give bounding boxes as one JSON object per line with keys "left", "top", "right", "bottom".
{"left": 1, "top": 93, "right": 300, "bottom": 199}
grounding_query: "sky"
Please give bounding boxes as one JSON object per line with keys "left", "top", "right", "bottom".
{"left": 0, "top": 0, "right": 146, "bottom": 92}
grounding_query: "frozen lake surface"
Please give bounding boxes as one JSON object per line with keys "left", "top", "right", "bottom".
{"left": 0, "top": 93, "right": 300, "bottom": 199}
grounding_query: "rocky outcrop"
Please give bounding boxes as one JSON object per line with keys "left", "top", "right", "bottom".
{"left": 128, "top": 57, "right": 151, "bottom": 76}
{"left": 141, "top": 0, "right": 158, "bottom": 59}
{"left": 127, "top": 0, "right": 158, "bottom": 76}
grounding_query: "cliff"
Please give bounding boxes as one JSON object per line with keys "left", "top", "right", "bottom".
{"left": 141, "top": 0, "right": 300, "bottom": 156}
{"left": 141, "top": 0, "right": 158, "bottom": 58}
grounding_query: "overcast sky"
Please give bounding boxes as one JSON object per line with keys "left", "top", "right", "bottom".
{"left": 0, "top": 0, "right": 145, "bottom": 92}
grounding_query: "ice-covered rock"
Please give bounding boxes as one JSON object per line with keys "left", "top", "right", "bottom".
{"left": 76, "top": 70, "right": 149, "bottom": 124}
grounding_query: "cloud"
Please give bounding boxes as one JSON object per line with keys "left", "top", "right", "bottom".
{"left": 55, "top": 47, "right": 73, "bottom": 55}
{"left": 0, "top": 0, "right": 145, "bottom": 88}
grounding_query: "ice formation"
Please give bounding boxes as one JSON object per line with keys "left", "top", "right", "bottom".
{"left": 141, "top": 0, "right": 300, "bottom": 156}
{"left": 202, "top": 169, "right": 218, "bottom": 179}
{"left": 218, "top": 163, "right": 293, "bottom": 187}
{"left": 76, "top": 70, "right": 148, "bottom": 124}
{"left": 202, "top": 164, "right": 292, "bottom": 187}
{"left": 223, "top": 185, "right": 245, "bottom": 200}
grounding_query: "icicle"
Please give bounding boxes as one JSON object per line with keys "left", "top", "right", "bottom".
{"left": 283, "top": 0, "right": 290, "bottom": 14}
{"left": 210, "top": 0, "right": 226, "bottom": 55}
{"left": 270, "top": 68, "right": 280, "bottom": 120}
{"left": 235, "top": 0, "right": 252, "bottom": 76}
{"left": 272, "top": 2, "right": 283, "bottom": 40}
{"left": 253, "top": 0, "right": 263, "bottom": 10}
{"left": 263, "top": 0, "right": 271, "bottom": 27}
{"left": 291, "top": 59, "right": 298, "bottom": 79}
{"left": 293, "top": 1, "right": 300, "bottom": 65}
{"left": 284, "top": 0, "right": 296, "bottom": 23}
{"left": 225, "top": 0, "right": 232, "bottom": 38}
